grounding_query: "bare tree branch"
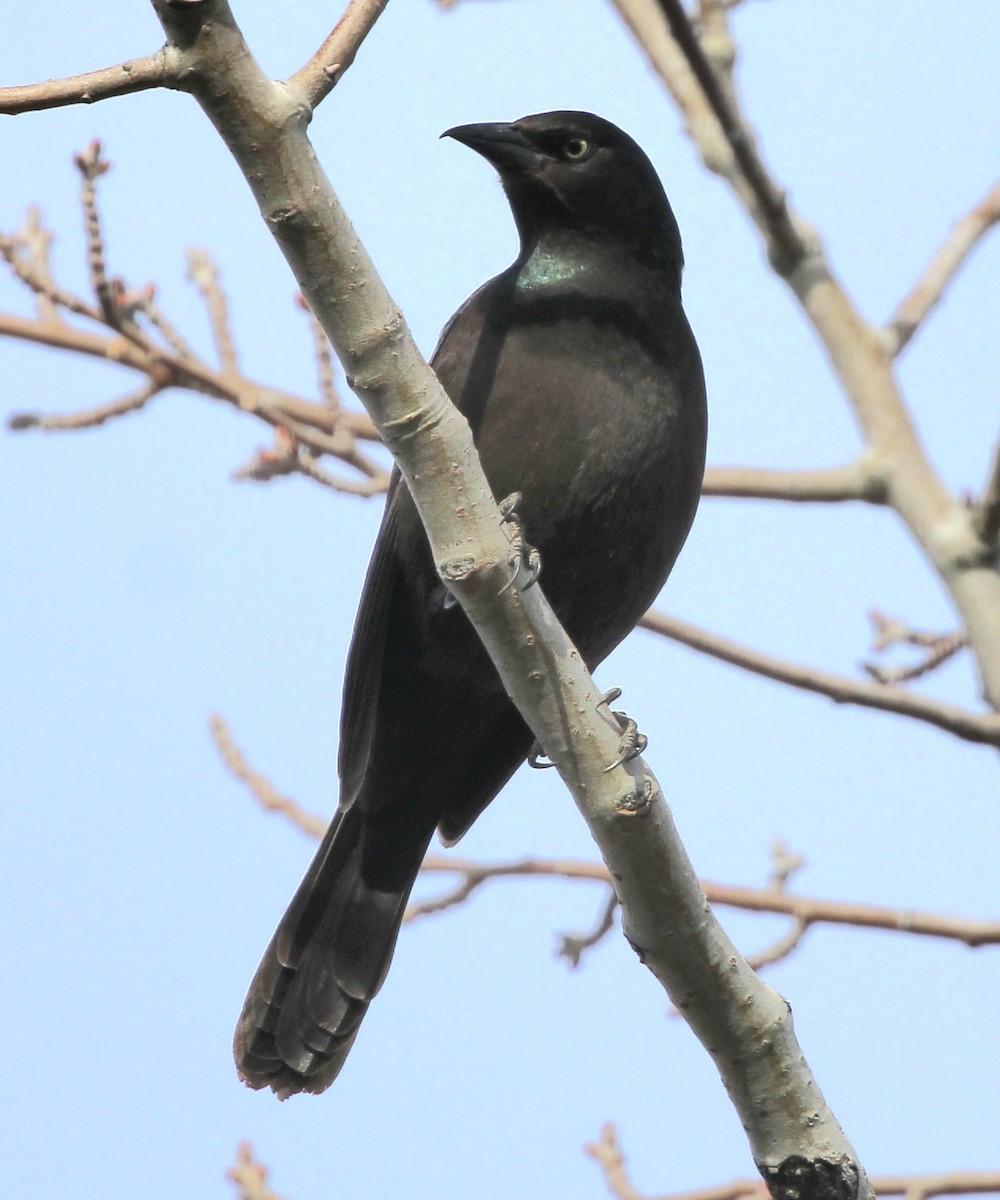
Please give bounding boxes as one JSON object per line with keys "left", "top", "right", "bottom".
{"left": 651, "top": 0, "right": 806, "bottom": 274}
{"left": 587, "top": 1123, "right": 1000, "bottom": 1200}
{"left": 420, "top": 856, "right": 1000, "bottom": 949}
{"left": 744, "top": 918, "right": 810, "bottom": 972}
{"left": 17, "top": 207, "right": 58, "bottom": 323}
{"left": 866, "top": 1176, "right": 1000, "bottom": 1200}
{"left": 188, "top": 248, "right": 239, "bottom": 375}
{"left": 75, "top": 141, "right": 123, "bottom": 328}
{"left": 289, "top": 0, "right": 392, "bottom": 110}
{"left": 298, "top": 295, "right": 340, "bottom": 413}
{"left": 2, "top": 176, "right": 388, "bottom": 492}
{"left": 228, "top": 1143, "right": 287, "bottom": 1200}
{"left": 610, "top": 0, "right": 1000, "bottom": 712}
{"left": 8, "top": 378, "right": 161, "bottom": 430}
{"left": 0, "top": 232, "right": 101, "bottom": 323}
{"left": 862, "top": 610, "right": 968, "bottom": 685}
{"left": 209, "top": 714, "right": 327, "bottom": 839}
{"left": 558, "top": 889, "right": 620, "bottom": 966}
{"left": 587, "top": 1123, "right": 645, "bottom": 1200}
{"left": 885, "top": 179, "right": 1000, "bottom": 356}
{"left": 213, "top": 722, "right": 1000, "bottom": 949}
{"left": 0, "top": 49, "right": 179, "bottom": 115}
{"left": 640, "top": 610, "right": 1000, "bottom": 749}
{"left": 701, "top": 459, "right": 887, "bottom": 503}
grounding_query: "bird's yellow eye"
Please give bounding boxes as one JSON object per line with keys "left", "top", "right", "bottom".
{"left": 563, "top": 137, "right": 591, "bottom": 160}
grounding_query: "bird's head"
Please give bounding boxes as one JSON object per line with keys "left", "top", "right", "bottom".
{"left": 444, "top": 111, "right": 683, "bottom": 279}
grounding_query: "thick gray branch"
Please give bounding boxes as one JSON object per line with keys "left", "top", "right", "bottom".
{"left": 140, "top": 0, "right": 870, "bottom": 1186}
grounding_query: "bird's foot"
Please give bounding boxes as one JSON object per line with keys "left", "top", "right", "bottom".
{"left": 597, "top": 688, "right": 648, "bottom": 772}
{"left": 498, "top": 491, "right": 541, "bottom": 593}
{"left": 527, "top": 739, "right": 557, "bottom": 769}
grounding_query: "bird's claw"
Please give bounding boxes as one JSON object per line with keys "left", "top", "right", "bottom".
{"left": 527, "top": 740, "right": 557, "bottom": 769}
{"left": 600, "top": 695, "right": 648, "bottom": 772}
{"left": 498, "top": 491, "right": 542, "bottom": 593}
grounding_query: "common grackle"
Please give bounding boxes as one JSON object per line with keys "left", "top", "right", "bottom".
{"left": 234, "top": 111, "right": 707, "bottom": 1097}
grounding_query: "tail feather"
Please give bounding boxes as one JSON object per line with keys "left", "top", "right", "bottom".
{"left": 234, "top": 804, "right": 429, "bottom": 1097}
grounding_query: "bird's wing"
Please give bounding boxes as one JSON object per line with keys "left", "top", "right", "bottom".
{"left": 336, "top": 475, "right": 406, "bottom": 806}
{"left": 338, "top": 279, "right": 509, "bottom": 806}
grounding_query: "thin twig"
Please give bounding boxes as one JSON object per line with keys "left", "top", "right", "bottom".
{"left": 885, "top": 180, "right": 1000, "bottom": 356}
{"left": 863, "top": 638, "right": 968, "bottom": 685}
{"left": 288, "top": 0, "right": 392, "bottom": 110}
{"left": 20, "top": 207, "right": 58, "bottom": 323}
{"left": 134, "top": 286, "right": 200, "bottom": 360}
{"left": 558, "top": 888, "right": 620, "bottom": 966}
{"left": 587, "top": 1124, "right": 645, "bottom": 1200}
{"left": 0, "top": 48, "right": 177, "bottom": 115}
{"left": 298, "top": 295, "right": 340, "bottom": 413}
{"left": 3, "top": 160, "right": 388, "bottom": 495}
{"left": 232, "top": 427, "right": 300, "bottom": 482}
{"left": 701, "top": 460, "right": 887, "bottom": 503}
{"left": 766, "top": 837, "right": 805, "bottom": 892}
{"left": 209, "top": 714, "right": 327, "bottom": 839}
{"left": 228, "top": 1143, "right": 287, "bottom": 1200}
{"left": 405, "top": 869, "right": 490, "bottom": 922}
{"left": 416, "top": 857, "right": 1000, "bottom": 948}
{"left": 0, "top": 233, "right": 101, "bottom": 323}
{"left": 745, "top": 918, "right": 809, "bottom": 971}
{"left": 866, "top": 1175, "right": 1000, "bottom": 1199}
{"left": 298, "top": 449, "right": 389, "bottom": 496}
{"left": 8, "top": 379, "right": 161, "bottom": 430}
{"left": 188, "top": 248, "right": 239, "bottom": 374}
{"left": 863, "top": 610, "right": 968, "bottom": 685}
{"left": 74, "top": 141, "right": 120, "bottom": 327}
{"left": 2, "top": 300, "right": 385, "bottom": 488}
{"left": 587, "top": 1123, "right": 1000, "bottom": 1200}
{"left": 640, "top": 610, "right": 1000, "bottom": 749}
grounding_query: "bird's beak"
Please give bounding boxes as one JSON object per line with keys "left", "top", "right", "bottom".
{"left": 442, "top": 122, "right": 541, "bottom": 172}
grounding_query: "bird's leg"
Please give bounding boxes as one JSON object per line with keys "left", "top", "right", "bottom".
{"left": 596, "top": 688, "right": 648, "bottom": 772}
{"left": 527, "top": 739, "right": 557, "bottom": 769}
{"left": 497, "top": 491, "right": 541, "bottom": 593}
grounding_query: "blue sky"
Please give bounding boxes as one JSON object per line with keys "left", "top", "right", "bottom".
{"left": 1, "top": 3, "right": 998, "bottom": 1198}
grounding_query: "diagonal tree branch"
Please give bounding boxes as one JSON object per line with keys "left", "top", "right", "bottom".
{"left": 3, "top": 183, "right": 389, "bottom": 492}
{"left": 126, "top": 14, "right": 866, "bottom": 1165}
{"left": 610, "top": 0, "right": 1000, "bottom": 713}
{"left": 884, "top": 179, "right": 1000, "bottom": 356}
{"left": 289, "top": 0, "right": 392, "bottom": 110}
{"left": 652, "top": 0, "right": 806, "bottom": 274}
{"left": 640, "top": 610, "right": 1000, "bottom": 749}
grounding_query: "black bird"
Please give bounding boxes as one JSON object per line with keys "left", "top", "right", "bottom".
{"left": 234, "top": 111, "right": 707, "bottom": 1097}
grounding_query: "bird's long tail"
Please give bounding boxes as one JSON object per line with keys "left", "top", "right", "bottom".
{"left": 234, "top": 804, "right": 430, "bottom": 1097}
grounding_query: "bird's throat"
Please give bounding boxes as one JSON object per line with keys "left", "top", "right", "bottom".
{"left": 514, "top": 235, "right": 597, "bottom": 294}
